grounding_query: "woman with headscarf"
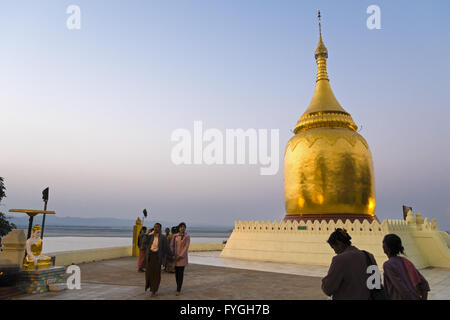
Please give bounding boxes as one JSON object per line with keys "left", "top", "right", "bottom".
{"left": 164, "top": 226, "right": 178, "bottom": 273}
{"left": 137, "top": 226, "right": 147, "bottom": 272}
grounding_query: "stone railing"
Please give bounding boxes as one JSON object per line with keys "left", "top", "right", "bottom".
{"left": 233, "top": 210, "right": 444, "bottom": 236}
{"left": 222, "top": 211, "right": 450, "bottom": 269}
{"left": 233, "top": 219, "right": 385, "bottom": 235}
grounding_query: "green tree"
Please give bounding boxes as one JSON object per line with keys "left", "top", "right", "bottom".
{"left": 0, "top": 177, "right": 16, "bottom": 239}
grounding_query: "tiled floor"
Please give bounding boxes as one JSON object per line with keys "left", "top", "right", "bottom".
{"left": 189, "top": 251, "right": 330, "bottom": 277}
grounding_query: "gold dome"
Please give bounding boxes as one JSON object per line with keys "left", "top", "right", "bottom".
{"left": 284, "top": 12, "right": 376, "bottom": 222}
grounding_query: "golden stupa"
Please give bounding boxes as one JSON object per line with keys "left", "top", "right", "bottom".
{"left": 284, "top": 12, "right": 377, "bottom": 223}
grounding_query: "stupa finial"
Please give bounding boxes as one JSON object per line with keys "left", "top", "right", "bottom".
{"left": 314, "top": 10, "right": 329, "bottom": 84}
{"left": 318, "top": 10, "right": 322, "bottom": 37}
{"left": 315, "top": 10, "right": 328, "bottom": 62}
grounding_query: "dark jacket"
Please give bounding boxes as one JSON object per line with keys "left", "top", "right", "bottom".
{"left": 322, "top": 245, "right": 377, "bottom": 300}
{"left": 142, "top": 233, "right": 173, "bottom": 265}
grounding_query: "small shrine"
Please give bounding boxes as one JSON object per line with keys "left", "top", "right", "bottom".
{"left": 5, "top": 209, "right": 66, "bottom": 294}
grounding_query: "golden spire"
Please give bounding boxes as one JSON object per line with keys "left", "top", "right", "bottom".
{"left": 315, "top": 10, "right": 329, "bottom": 81}
{"left": 293, "top": 11, "right": 357, "bottom": 134}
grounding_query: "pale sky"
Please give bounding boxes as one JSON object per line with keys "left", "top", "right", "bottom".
{"left": 0, "top": 0, "right": 449, "bottom": 230}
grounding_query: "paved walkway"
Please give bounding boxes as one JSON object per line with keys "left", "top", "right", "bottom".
{"left": 13, "top": 251, "right": 450, "bottom": 300}
{"left": 14, "top": 256, "right": 327, "bottom": 300}
{"left": 189, "top": 252, "right": 450, "bottom": 300}
{"left": 189, "top": 251, "right": 450, "bottom": 300}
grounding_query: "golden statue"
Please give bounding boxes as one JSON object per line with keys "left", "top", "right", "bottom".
{"left": 23, "top": 225, "right": 52, "bottom": 270}
{"left": 284, "top": 11, "right": 377, "bottom": 223}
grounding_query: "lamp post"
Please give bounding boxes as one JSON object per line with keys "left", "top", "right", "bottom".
{"left": 41, "top": 187, "right": 49, "bottom": 239}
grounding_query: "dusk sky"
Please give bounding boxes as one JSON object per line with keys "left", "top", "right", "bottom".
{"left": 0, "top": 1, "right": 449, "bottom": 229}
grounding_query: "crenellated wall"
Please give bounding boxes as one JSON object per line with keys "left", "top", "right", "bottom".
{"left": 220, "top": 211, "right": 450, "bottom": 270}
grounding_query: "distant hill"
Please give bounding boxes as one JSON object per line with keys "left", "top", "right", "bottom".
{"left": 5, "top": 215, "right": 233, "bottom": 232}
